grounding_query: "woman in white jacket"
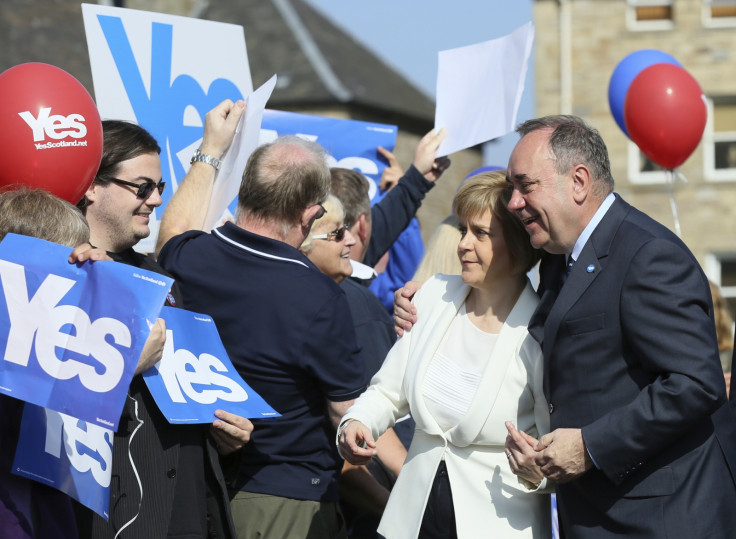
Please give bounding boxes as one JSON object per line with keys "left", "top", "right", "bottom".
{"left": 338, "top": 171, "right": 551, "bottom": 539}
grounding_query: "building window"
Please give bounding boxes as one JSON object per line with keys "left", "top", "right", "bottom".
{"left": 704, "top": 97, "right": 736, "bottom": 182}
{"left": 705, "top": 253, "right": 736, "bottom": 326}
{"left": 627, "top": 0, "right": 675, "bottom": 30}
{"left": 703, "top": 0, "right": 736, "bottom": 27}
{"left": 627, "top": 142, "right": 669, "bottom": 184}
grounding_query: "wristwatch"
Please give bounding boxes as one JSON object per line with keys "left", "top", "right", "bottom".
{"left": 190, "top": 149, "right": 222, "bottom": 170}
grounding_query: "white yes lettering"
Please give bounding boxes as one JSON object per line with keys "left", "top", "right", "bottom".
{"left": 0, "top": 259, "right": 129, "bottom": 393}
{"left": 156, "top": 329, "right": 248, "bottom": 404}
{"left": 18, "top": 107, "right": 88, "bottom": 142}
{"left": 44, "top": 409, "right": 113, "bottom": 487}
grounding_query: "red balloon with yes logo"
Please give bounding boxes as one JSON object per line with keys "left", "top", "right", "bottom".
{"left": 0, "top": 63, "right": 103, "bottom": 203}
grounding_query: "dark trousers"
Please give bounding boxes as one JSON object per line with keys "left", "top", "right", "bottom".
{"left": 418, "top": 460, "right": 457, "bottom": 539}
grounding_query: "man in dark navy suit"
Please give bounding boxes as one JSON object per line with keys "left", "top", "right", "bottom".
{"left": 730, "top": 335, "right": 735, "bottom": 399}
{"left": 394, "top": 114, "right": 736, "bottom": 538}
{"left": 505, "top": 115, "right": 736, "bottom": 538}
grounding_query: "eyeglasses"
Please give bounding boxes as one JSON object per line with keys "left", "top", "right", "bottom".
{"left": 314, "top": 204, "right": 327, "bottom": 220}
{"left": 313, "top": 224, "right": 349, "bottom": 242}
{"left": 108, "top": 178, "right": 166, "bottom": 199}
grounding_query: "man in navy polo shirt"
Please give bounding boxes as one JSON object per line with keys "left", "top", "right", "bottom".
{"left": 156, "top": 100, "right": 367, "bottom": 539}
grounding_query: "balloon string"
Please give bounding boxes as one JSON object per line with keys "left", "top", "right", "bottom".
{"left": 666, "top": 169, "right": 681, "bottom": 238}
{"left": 674, "top": 170, "right": 689, "bottom": 184}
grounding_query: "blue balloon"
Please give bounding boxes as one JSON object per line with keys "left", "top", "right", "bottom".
{"left": 463, "top": 165, "right": 504, "bottom": 180}
{"left": 608, "top": 50, "right": 681, "bottom": 138}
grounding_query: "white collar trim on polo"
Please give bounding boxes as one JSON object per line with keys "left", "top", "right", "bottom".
{"left": 213, "top": 227, "right": 309, "bottom": 268}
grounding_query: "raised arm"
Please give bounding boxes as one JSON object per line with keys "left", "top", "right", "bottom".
{"left": 413, "top": 128, "right": 450, "bottom": 183}
{"left": 364, "top": 129, "right": 451, "bottom": 267}
{"left": 155, "top": 99, "right": 245, "bottom": 257}
{"left": 377, "top": 146, "right": 403, "bottom": 192}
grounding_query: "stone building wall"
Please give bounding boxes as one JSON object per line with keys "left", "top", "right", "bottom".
{"left": 534, "top": 0, "right": 736, "bottom": 280}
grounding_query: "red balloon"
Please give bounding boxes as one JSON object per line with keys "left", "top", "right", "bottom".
{"left": 0, "top": 63, "right": 102, "bottom": 203}
{"left": 623, "top": 63, "right": 706, "bottom": 170}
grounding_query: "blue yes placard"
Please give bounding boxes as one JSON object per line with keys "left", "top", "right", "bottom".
{"left": 260, "top": 109, "right": 397, "bottom": 202}
{"left": 144, "top": 307, "right": 280, "bottom": 423}
{"left": 13, "top": 403, "right": 114, "bottom": 519}
{"left": 259, "top": 110, "right": 424, "bottom": 310}
{"left": 0, "top": 234, "right": 173, "bottom": 429}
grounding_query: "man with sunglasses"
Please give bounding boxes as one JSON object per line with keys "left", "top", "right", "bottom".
{"left": 156, "top": 101, "right": 367, "bottom": 539}
{"left": 82, "top": 122, "right": 165, "bottom": 257}
{"left": 76, "top": 117, "right": 251, "bottom": 538}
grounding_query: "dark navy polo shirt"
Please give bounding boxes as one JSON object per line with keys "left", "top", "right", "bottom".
{"left": 158, "top": 222, "right": 367, "bottom": 502}
{"left": 340, "top": 277, "right": 395, "bottom": 378}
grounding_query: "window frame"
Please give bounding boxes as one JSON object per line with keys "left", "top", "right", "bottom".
{"left": 627, "top": 142, "right": 669, "bottom": 184}
{"left": 626, "top": 0, "right": 675, "bottom": 31}
{"left": 703, "top": 97, "right": 736, "bottom": 183}
{"left": 705, "top": 252, "right": 736, "bottom": 325}
{"left": 702, "top": 0, "right": 736, "bottom": 28}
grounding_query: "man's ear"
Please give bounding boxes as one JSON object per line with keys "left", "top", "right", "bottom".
{"left": 357, "top": 214, "right": 369, "bottom": 243}
{"left": 84, "top": 181, "right": 99, "bottom": 204}
{"left": 301, "top": 203, "right": 322, "bottom": 229}
{"left": 571, "top": 164, "right": 592, "bottom": 204}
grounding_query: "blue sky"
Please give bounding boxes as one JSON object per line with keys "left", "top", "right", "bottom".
{"left": 302, "top": 0, "right": 535, "bottom": 164}
{"left": 302, "top": 0, "right": 534, "bottom": 99}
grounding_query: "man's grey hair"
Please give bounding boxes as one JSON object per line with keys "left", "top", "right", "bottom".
{"left": 330, "top": 167, "right": 371, "bottom": 227}
{"left": 237, "top": 135, "right": 330, "bottom": 224}
{"left": 516, "top": 115, "right": 615, "bottom": 197}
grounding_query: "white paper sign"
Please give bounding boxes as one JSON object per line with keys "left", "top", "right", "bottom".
{"left": 81, "top": 3, "right": 253, "bottom": 252}
{"left": 203, "top": 75, "right": 278, "bottom": 230}
{"left": 435, "top": 22, "right": 534, "bottom": 157}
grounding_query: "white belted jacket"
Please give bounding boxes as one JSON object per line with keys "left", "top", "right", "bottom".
{"left": 341, "top": 274, "right": 551, "bottom": 539}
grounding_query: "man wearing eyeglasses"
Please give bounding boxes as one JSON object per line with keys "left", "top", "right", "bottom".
{"left": 81, "top": 121, "right": 165, "bottom": 256}
{"left": 75, "top": 116, "right": 251, "bottom": 538}
{"left": 156, "top": 101, "right": 368, "bottom": 539}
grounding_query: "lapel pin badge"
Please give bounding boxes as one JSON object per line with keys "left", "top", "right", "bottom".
{"left": 586, "top": 264, "right": 595, "bottom": 273}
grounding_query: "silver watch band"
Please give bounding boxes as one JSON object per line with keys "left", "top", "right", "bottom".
{"left": 190, "top": 149, "right": 222, "bottom": 170}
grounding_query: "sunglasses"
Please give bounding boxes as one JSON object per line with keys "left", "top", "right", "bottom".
{"left": 314, "top": 203, "right": 327, "bottom": 220}
{"left": 108, "top": 177, "right": 166, "bottom": 199}
{"left": 313, "top": 224, "right": 349, "bottom": 242}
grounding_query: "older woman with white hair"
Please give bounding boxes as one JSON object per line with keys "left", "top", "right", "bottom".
{"left": 300, "top": 194, "right": 410, "bottom": 536}
{"left": 300, "top": 194, "right": 356, "bottom": 283}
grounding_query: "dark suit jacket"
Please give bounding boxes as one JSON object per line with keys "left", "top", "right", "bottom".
{"left": 74, "top": 250, "right": 236, "bottom": 538}
{"left": 730, "top": 340, "right": 735, "bottom": 400}
{"left": 530, "top": 195, "right": 736, "bottom": 538}
{"left": 363, "top": 165, "right": 434, "bottom": 268}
